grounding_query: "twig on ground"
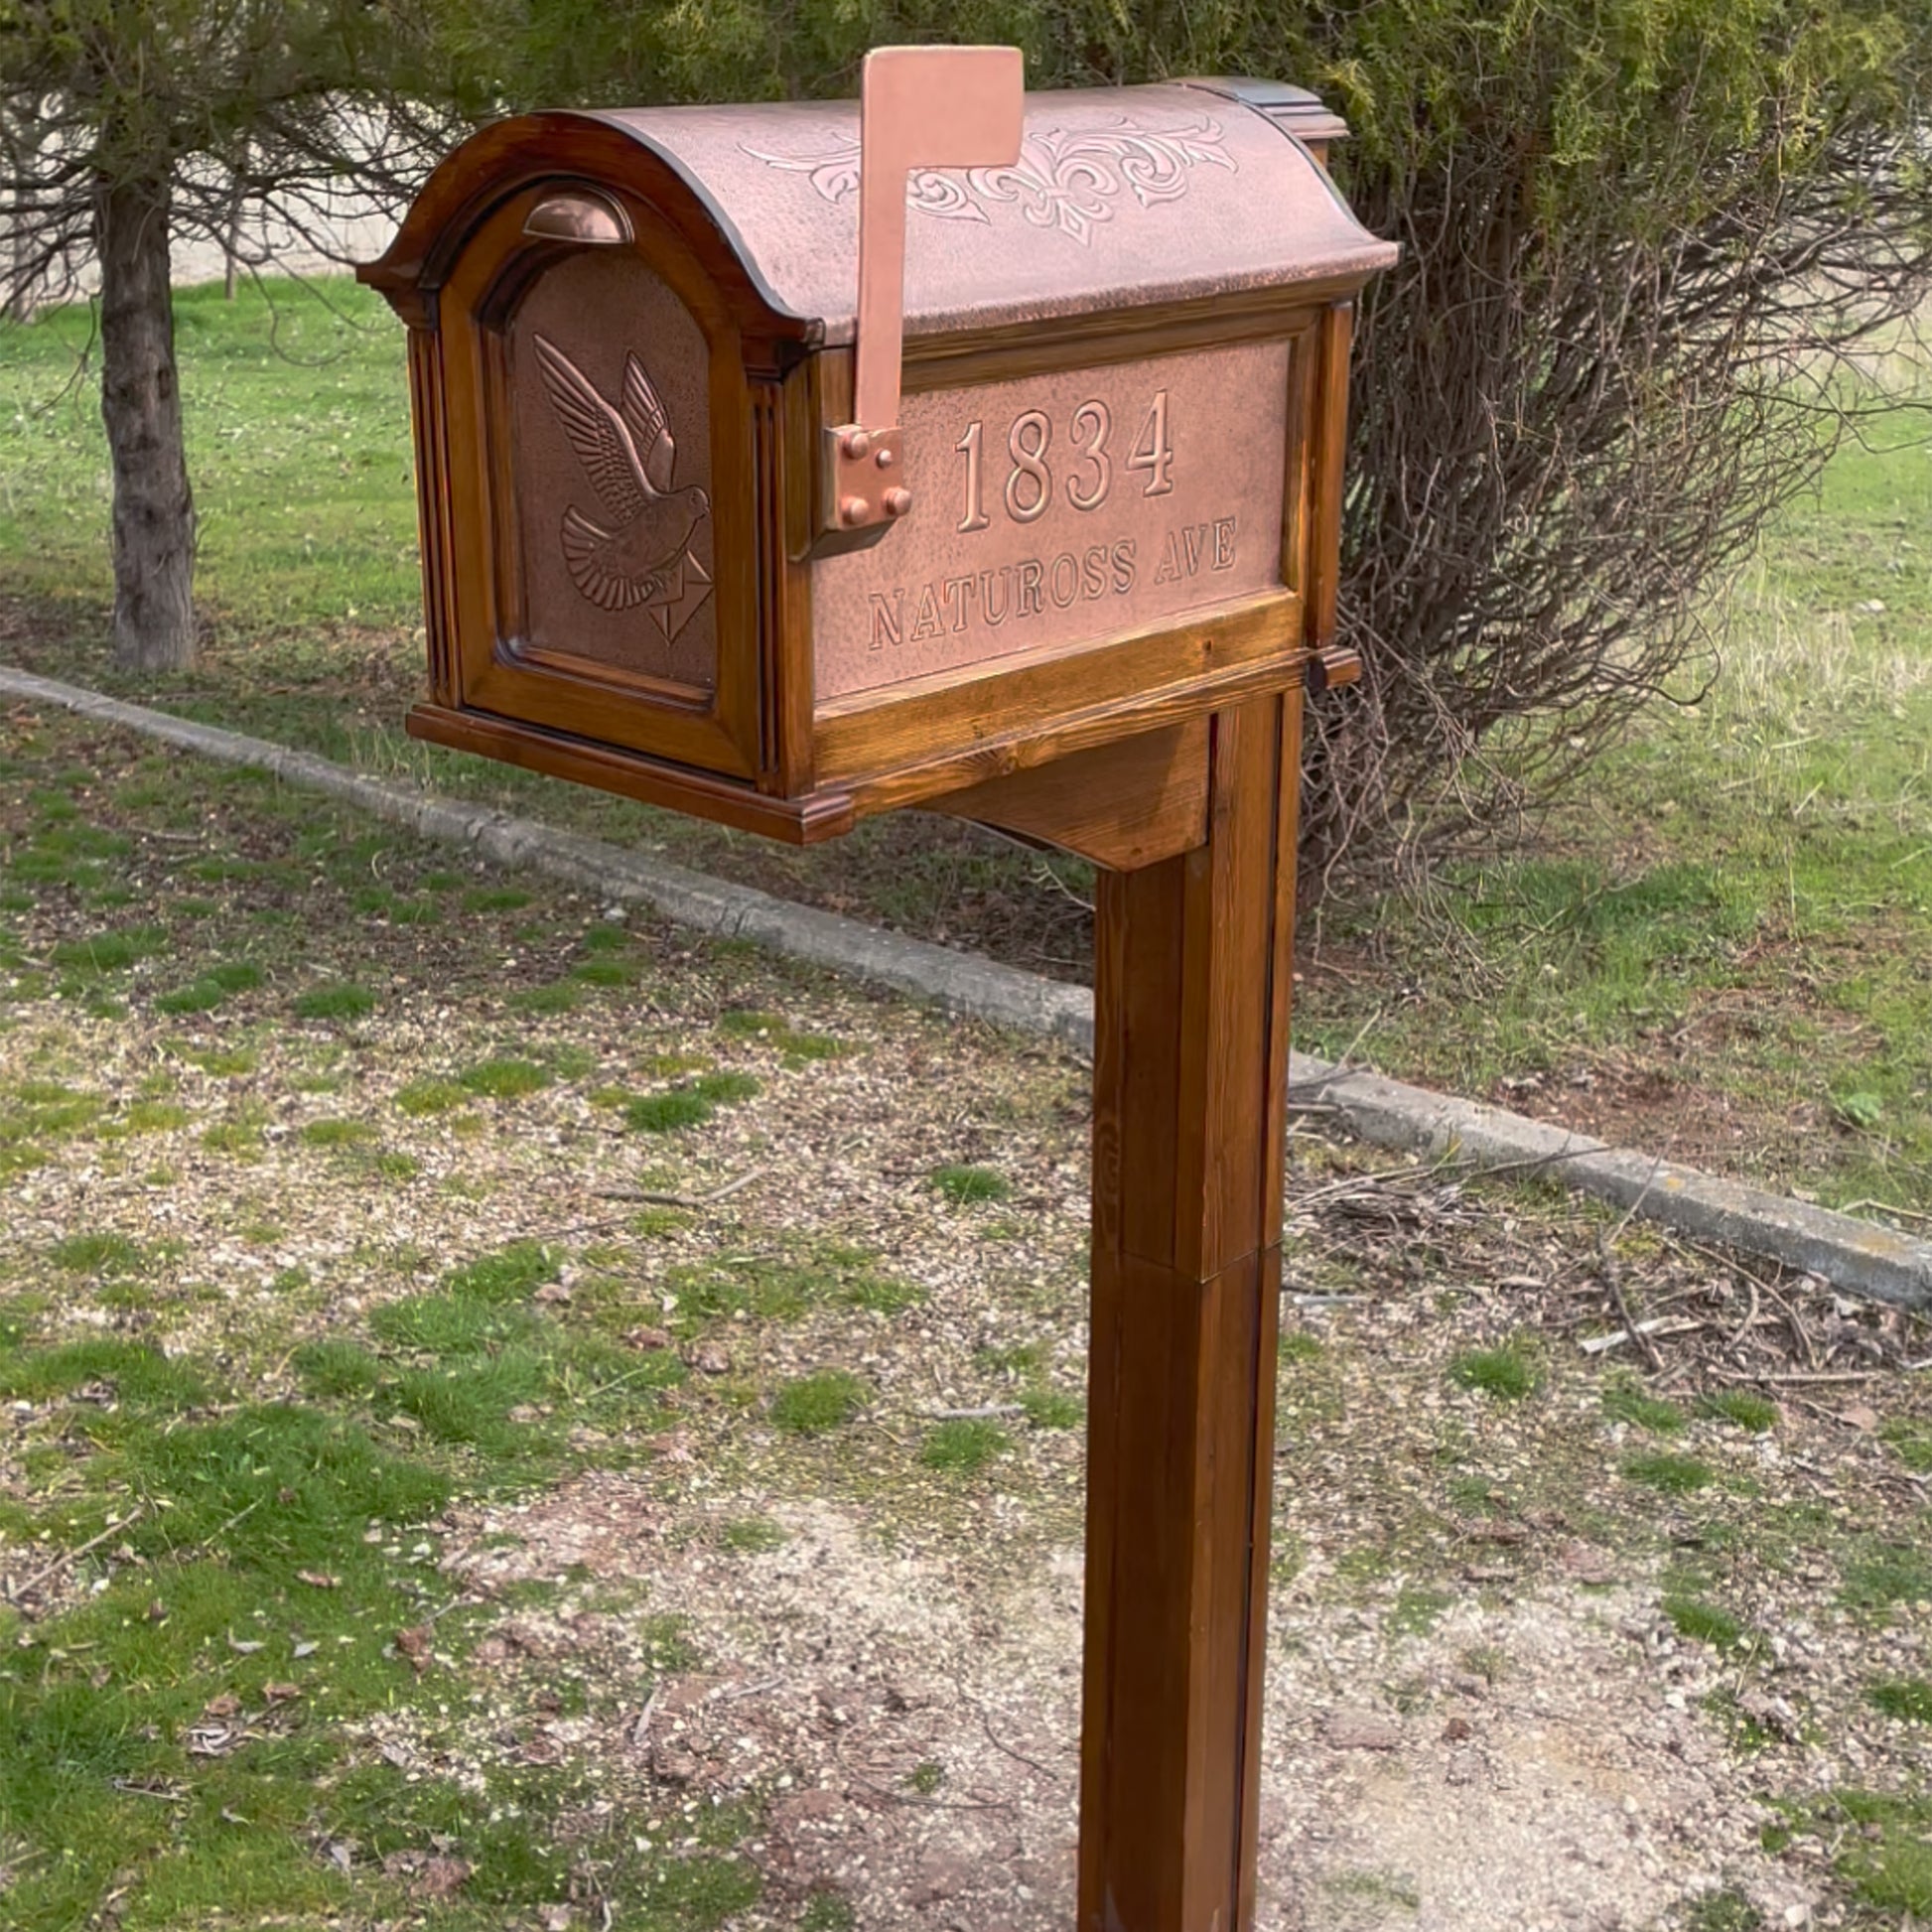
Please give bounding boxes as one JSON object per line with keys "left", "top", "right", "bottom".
{"left": 595, "top": 1172, "right": 759, "bottom": 1211}
{"left": 974, "top": 1703, "right": 1063, "bottom": 1782}
{"left": 1711, "top": 1368, "right": 1885, "bottom": 1385}
{"left": 188, "top": 1494, "right": 263, "bottom": 1560}
{"left": 630, "top": 1691, "right": 658, "bottom": 1748}
{"left": 1680, "top": 1240, "right": 1824, "bottom": 1367}
{"left": 1598, "top": 1226, "right": 1667, "bottom": 1374}
{"left": 1579, "top": 1316, "right": 1702, "bottom": 1357}
{"left": 712, "top": 1675, "right": 784, "bottom": 1705}
{"left": 1326, "top": 1010, "right": 1386, "bottom": 1078}
{"left": 846, "top": 1770, "right": 1015, "bottom": 1812}
{"left": 1604, "top": 1157, "right": 1667, "bottom": 1249}
{"left": 109, "top": 1779, "right": 189, "bottom": 1804}
{"left": 1725, "top": 1278, "right": 1761, "bottom": 1357}
{"left": 1840, "top": 1198, "right": 1932, "bottom": 1225}
{"left": 922, "top": 1404, "right": 1023, "bottom": 1421}
{"left": 7, "top": 1507, "right": 144, "bottom": 1607}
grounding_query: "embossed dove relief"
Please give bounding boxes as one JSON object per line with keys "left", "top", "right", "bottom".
{"left": 531, "top": 334, "right": 712, "bottom": 626}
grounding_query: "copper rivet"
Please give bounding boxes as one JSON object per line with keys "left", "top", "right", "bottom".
{"left": 883, "top": 487, "right": 912, "bottom": 517}
{"left": 874, "top": 448, "right": 895, "bottom": 471}
{"left": 839, "top": 494, "right": 871, "bottom": 527}
{"left": 842, "top": 429, "right": 871, "bottom": 461}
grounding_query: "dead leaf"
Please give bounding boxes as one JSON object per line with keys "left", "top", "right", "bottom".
{"left": 651, "top": 1744, "right": 702, "bottom": 1784}
{"left": 1840, "top": 1405, "right": 1880, "bottom": 1433}
{"left": 395, "top": 1624, "right": 434, "bottom": 1673}
{"left": 418, "top": 1855, "right": 472, "bottom": 1897}
{"left": 296, "top": 1570, "right": 340, "bottom": 1589}
{"left": 1325, "top": 1711, "right": 1401, "bottom": 1751}
{"left": 382, "top": 1850, "right": 473, "bottom": 1897}
{"left": 261, "top": 1682, "right": 302, "bottom": 1705}
{"left": 1562, "top": 1542, "right": 1619, "bottom": 1587}
{"left": 624, "top": 1326, "right": 672, "bottom": 1351}
{"left": 202, "top": 1693, "right": 240, "bottom": 1721}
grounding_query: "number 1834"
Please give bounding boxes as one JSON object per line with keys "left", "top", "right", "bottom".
{"left": 954, "top": 390, "right": 1174, "bottom": 534}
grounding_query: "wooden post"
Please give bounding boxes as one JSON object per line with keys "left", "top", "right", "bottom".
{"left": 1079, "top": 688, "right": 1303, "bottom": 1932}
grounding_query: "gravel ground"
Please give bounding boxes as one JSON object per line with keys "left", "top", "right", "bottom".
{"left": 4, "top": 705, "right": 1932, "bottom": 1931}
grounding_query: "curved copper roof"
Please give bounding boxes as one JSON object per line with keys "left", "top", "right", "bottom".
{"left": 371, "top": 82, "right": 1396, "bottom": 342}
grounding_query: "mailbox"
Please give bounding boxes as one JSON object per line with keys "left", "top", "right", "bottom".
{"left": 360, "top": 64, "right": 1394, "bottom": 843}
{"left": 365, "top": 53, "right": 1397, "bottom": 1932}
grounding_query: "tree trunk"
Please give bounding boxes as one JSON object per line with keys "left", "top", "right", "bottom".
{"left": 222, "top": 142, "right": 248, "bottom": 301}
{"left": 93, "top": 172, "right": 196, "bottom": 671}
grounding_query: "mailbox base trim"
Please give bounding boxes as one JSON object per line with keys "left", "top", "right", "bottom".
{"left": 405, "top": 601, "right": 1323, "bottom": 848}
{"left": 404, "top": 704, "right": 859, "bottom": 845}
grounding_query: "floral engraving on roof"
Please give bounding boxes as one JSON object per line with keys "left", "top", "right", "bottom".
{"left": 742, "top": 118, "right": 1236, "bottom": 248}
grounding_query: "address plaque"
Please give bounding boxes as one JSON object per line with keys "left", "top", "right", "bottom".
{"left": 813, "top": 340, "right": 1291, "bottom": 701}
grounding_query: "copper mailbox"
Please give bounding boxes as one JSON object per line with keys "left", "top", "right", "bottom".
{"left": 361, "top": 69, "right": 1396, "bottom": 843}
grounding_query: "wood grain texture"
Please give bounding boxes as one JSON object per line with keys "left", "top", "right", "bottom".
{"left": 837, "top": 643, "right": 1314, "bottom": 821}
{"left": 927, "top": 721, "right": 1208, "bottom": 871}
{"left": 1306, "top": 302, "right": 1354, "bottom": 650}
{"left": 1076, "top": 693, "right": 1295, "bottom": 1932}
{"left": 406, "top": 328, "right": 459, "bottom": 708}
{"left": 814, "top": 589, "right": 1299, "bottom": 782}
{"left": 403, "top": 704, "right": 855, "bottom": 843}
{"left": 1279, "top": 326, "right": 1315, "bottom": 603}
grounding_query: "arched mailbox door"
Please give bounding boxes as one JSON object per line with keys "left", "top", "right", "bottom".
{"left": 360, "top": 75, "right": 1393, "bottom": 841}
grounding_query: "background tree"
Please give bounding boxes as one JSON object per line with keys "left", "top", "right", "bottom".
{"left": 0, "top": 1, "right": 489, "bottom": 671}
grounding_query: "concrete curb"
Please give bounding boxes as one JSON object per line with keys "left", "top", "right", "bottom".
{"left": 9, "top": 662, "right": 1930, "bottom": 1311}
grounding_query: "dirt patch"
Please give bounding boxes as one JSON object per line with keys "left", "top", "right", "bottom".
{"left": 436, "top": 1478, "right": 1817, "bottom": 1931}
{"left": 1484, "top": 1054, "right": 1821, "bottom": 1180}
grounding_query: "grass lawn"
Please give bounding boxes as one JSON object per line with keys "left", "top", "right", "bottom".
{"left": 6, "top": 701, "right": 1932, "bottom": 1928}
{"left": 1, "top": 277, "right": 1928, "bottom": 1214}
